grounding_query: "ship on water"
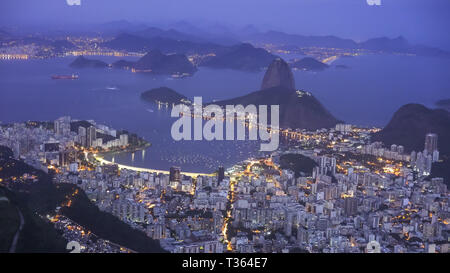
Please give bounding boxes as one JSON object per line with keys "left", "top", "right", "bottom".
{"left": 51, "top": 74, "right": 79, "bottom": 80}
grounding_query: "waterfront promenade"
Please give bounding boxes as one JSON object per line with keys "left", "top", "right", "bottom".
{"left": 93, "top": 155, "right": 214, "bottom": 177}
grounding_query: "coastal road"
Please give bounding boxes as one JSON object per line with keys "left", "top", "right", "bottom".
{"left": 94, "top": 154, "right": 214, "bottom": 177}
{"left": 9, "top": 206, "right": 24, "bottom": 253}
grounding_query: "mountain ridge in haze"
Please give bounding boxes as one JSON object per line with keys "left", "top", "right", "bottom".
{"left": 200, "top": 43, "right": 277, "bottom": 71}
{"left": 104, "top": 33, "right": 225, "bottom": 54}
{"left": 246, "top": 31, "right": 450, "bottom": 57}
{"left": 105, "top": 34, "right": 278, "bottom": 71}
{"left": 113, "top": 50, "right": 196, "bottom": 75}
{"left": 102, "top": 24, "right": 450, "bottom": 63}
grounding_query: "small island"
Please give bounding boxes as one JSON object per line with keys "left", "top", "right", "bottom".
{"left": 141, "top": 87, "right": 189, "bottom": 105}
{"left": 113, "top": 50, "right": 197, "bottom": 76}
{"left": 69, "top": 56, "right": 109, "bottom": 68}
{"left": 291, "top": 57, "right": 329, "bottom": 71}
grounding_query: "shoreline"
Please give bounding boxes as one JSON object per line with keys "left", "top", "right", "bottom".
{"left": 92, "top": 153, "right": 214, "bottom": 178}
{"left": 95, "top": 142, "right": 151, "bottom": 157}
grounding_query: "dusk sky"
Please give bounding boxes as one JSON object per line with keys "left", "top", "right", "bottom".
{"left": 1, "top": 0, "right": 450, "bottom": 49}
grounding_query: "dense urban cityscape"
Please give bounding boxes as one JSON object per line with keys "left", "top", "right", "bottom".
{"left": 1, "top": 0, "right": 450, "bottom": 259}
{"left": 0, "top": 114, "right": 448, "bottom": 253}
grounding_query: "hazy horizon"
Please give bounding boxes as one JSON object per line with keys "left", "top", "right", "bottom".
{"left": 1, "top": 0, "right": 450, "bottom": 50}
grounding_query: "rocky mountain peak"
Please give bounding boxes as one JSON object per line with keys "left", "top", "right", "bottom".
{"left": 261, "top": 58, "right": 295, "bottom": 90}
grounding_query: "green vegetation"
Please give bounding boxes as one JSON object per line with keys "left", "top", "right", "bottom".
{"left": 0, "top": 185, "right": 68, "bottom": 253}
{"left": 279, "top": 153, "right": 318, "bottom": 177}
{"left": 0, "top": 189, "right": 19, "bottom": 252}
{"left": 60, "top": 184, "right": 166, "bottom": 253}
{"left": 373, "top": 103, "right": 450, "bottom": 156}
{"left": 0, "top": 145, "right": 166, "bottom": 253}
{"left": 14, "top": 194, "right": 68, "bottom": 253}
{"left": 1, "top": 146, "right": 69, "bottom": 252}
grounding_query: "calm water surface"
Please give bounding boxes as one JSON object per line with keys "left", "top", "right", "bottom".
{"left": 1, "top": 54, "right": 449, "bottom": 172}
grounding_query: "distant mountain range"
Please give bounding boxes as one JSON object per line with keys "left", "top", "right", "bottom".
{"left": 165, "top": 21, "right": 241, "bottom": 46}
{"left": 113, "top": 50, "right": 197, "bottom": 75}
{"left": 134, "top": 27, "right": 209, "bottom": 44}
{"left": 4, "top": 21, "right": 450, "bottom": 59}
{"left": 100, "top": 26, "right": 450, "bottom": 76}
{"left": 245, "top": 31, "right": 450, "bottom": 58}
{"left": 103, "top": 33, "right": 225, "bottom": 55}
{"left": 99, "top": 21, "right": 238, "bottom": 45}
{"left": 245, "top": 30, "right": 359, "bottom": 49}
{"left": 359, "top": 36, "right": 409, "bottom": 51}
{"left": 105, "top": 34, "right": 278, "bottom": 71}
{"left": 372, "top": 104, "right": 450, "bottom": 156}
{"left": 199, "top": 43, "right": 277, "bottom": 71}
{"left": 79, "top": 22, "right": 450, "bottom": 57}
